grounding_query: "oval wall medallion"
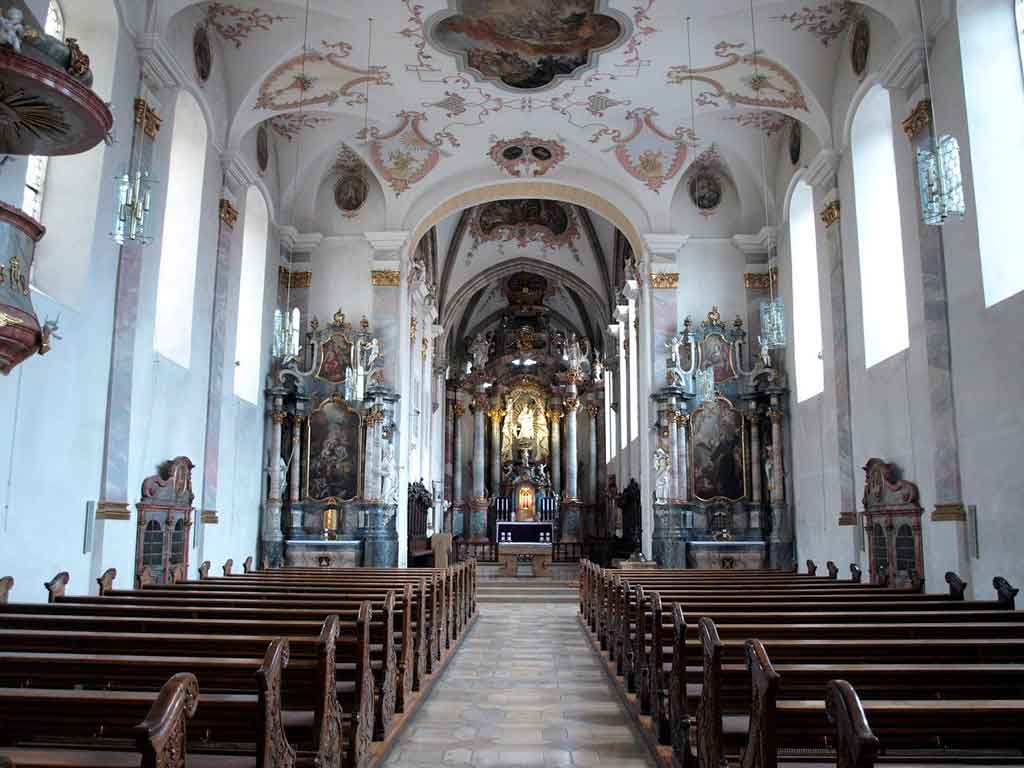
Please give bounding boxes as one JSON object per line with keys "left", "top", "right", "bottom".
{"left": 690, "top": 172, "right": 723, "bottom": 213}
{"left": 335, "top": 174, "right": 368, "bottom": 217}
{"left": 489, "top": 133, "right": 567, "bottom": 177}
{"left": 851, "top": 17, "right": 870, "bottom": 77}
{"left": 256, "top": 124, "right": 269, "bottom": 173}
{"left": 789, "top": 120, "right": 801, "bottom": 165}
{"left": 193, "top": 25, "right": 212, "bottom": 83}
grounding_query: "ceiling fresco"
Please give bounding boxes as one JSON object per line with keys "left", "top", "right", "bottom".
{"left": 426, "top": 0, "right": 629, "bottom": 91}
{"left": 466, "top": 199, "right": 580, "bottom": 263}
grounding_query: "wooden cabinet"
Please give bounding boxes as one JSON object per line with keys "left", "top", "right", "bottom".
{"left": 134, "top": 457, "right": 195, "bottom": 587}
{"left": 861, "top": 458, "right": 924, "bottom": 589}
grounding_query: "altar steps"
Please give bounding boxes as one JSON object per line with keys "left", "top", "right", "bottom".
{"left": 477, "top": 578, "right": 579, "bottom": 604}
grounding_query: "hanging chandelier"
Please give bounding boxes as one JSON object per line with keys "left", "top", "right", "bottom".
{"left": 111, "top": 102, "right": 158, "bottom": 245}
{"left": 695, "top": 366, "right": 715, "bottom": 403}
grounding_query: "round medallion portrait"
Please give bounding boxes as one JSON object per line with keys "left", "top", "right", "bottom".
{"left": 334, "top": 174, "right": 368, "bottom": 214}
{"left": 851, "top": 17, "right": 870, "bottom": 77}
{"left": 690, "top": 172, "right": 723, "bottom": 212}
{"left": 531, "top": 145, "right": 553, "bottom": 161}
{"left": 193, "top": 25, "right": 212, "bottom": 83}
{"left": 789, "top": 120, "right": 801, "bottom": 165}
{"left": 256, "top": 124, "right": 269, "bottom": 173}
{"left": 501, "top": 145, "right": 524, "bottom": 161}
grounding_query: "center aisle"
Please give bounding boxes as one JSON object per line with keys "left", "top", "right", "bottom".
{"left": 383, "top": 598, "right": 655, "bottom": 768}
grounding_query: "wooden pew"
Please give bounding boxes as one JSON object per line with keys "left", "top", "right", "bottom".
{"left": 0, "top": 641, "right": 298, "bottom": 768}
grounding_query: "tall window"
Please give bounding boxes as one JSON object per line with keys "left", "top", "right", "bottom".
{"left": 153, "top": 91, "right": 207, "bottom": 366}
{"left": 851, "top": 85, "right": 909, "bottom": 367}
{"left": 627, "top": 298, "right": 639, "bottom": 442}
{"left": 21, "top": 0, "right": 64, "bottom": 220}
{"left": 790, "top": 180, "right": 823, "bottom": 400}
{"left": 961, "top": 0, "right": 1024, "bottom": 307}
{"left": 617, "top": 324, "right": 628, "bottom": 451}
{"left": 233, "top": 186, "right": 269, "bottom": 404}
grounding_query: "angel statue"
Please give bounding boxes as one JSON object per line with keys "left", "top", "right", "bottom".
{"left": 469, "top": 333, "right": 490, "bottom": 371}
{"left": 654, "top": 447, "right": 671, "bottom": 505}
{"left": 665, "top": 332, "right": 686, "bottom": 387}
{"left": 591, "top": 353, "right": 605, "bottom": 383}
{"left": 0, "top": 8, "right": 25, "bottom": 52}
{"left": 565, "top": 333, "right": 591, "bottom": 377}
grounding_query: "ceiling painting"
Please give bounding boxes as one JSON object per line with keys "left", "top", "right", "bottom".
{"left": 666, "top": 41, "right": 808, "bottom": 113}
{"left": 266, "top": 112, "right": 333, "bottom": 141}
{"left": 360, "top": 111, "right": 455, "bottom": 196}
{"left": 425, "top": 0, "right": 629, "bottom": 92}
{"left": 488, "top": 133, "right": 567, "bottom": 177}
{"left": 255, "top": 40, "right": 391, "bottom": 111}
{"left": 593, "top": 108, "right": 695, "bottom": 193}
{"left": 466, "top": 200, "right": 580, "bottom": 263}
{"left": 204, "top": 3, "right": 291, "bottom": 49}
{"left": 769, "top": 2, "right": 855, "bottom": 47}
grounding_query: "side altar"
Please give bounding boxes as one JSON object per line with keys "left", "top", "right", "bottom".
{"left": 261, "top": 310, "right": 401, "bottom": 568}
{"left": 650, "top": 306, "right": 793, "bottom": 570}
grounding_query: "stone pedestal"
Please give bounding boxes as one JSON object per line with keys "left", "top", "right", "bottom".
{"left": 262, "top": 539, "right": 285, "bottom": 569}
{"left": 284, "top": 539, "right": 361, "bottom": 567}
{"left": 651, "top": 505, "right": 687, "bottom": 569}
{"left": 469, "top": 497, "right": 489, "bottom": 542}
{"left": 561, "top": 500, "right": 582, "bottom": 542}
{"left": 687, "top": 540, "right": 766, "bottom": 569}
{"left": 358, "top": 501, "right": 398, "bottom": 567}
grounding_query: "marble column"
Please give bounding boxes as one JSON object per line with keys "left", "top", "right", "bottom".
{"left": 767, "top": 405, "right": 791, "bottom": 568}
{"left": 667, "top": 405, "right": 680, "bottom": 501}
{"left": 452, "top": 402, "right": 465, "bottom": 512}
{"left": 675, "top": 411, "right": 689, "bottom": 503}
{"left": 363, "top": 404, "right": 385, "bottom": 502}
{"left": 263, "top": 397, "right": 286, "bottom": 563}
{"left": 749, "top": 405, "right": 762, "bottom": 506}
{"left": 548, "top": 407, "right": 562, "bottom": 495}
{"left": 469, "top": 393, "right": 489, "bottom": 541}
{"left": 488, "top": 406, "right": 502, "bottom": 498}
{"left": 287, "top": 405, "right": 306, "bottom": 537}
{"left": 562, "top": 383, "right": 582, "bottom": 541}
{"left": 586, "top": 402, "right": 599, "bottom": 505}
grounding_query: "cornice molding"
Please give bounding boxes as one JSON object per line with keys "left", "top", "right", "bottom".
{"left": 279, "top": 225, "right": 323, "bottom": 254}
{"left": 881, "top": 35, "right": 927, "bottom": 92}
{"left": 732, "top": 226, "right": 777, "bottom": 256}
{"left": 642, "top": 233, "right": 690, "bottom": 261}
{"left": 136, "top": 33, "right": 186, "bottom": 91}
{"left": 364, "top": 231, "right": 410, "bottom": 254}
{"left": 805, "top": 149, "right": 840, "bottom": 192}
{"left": 222, "top": 152, "right": 257, "bottom": 194}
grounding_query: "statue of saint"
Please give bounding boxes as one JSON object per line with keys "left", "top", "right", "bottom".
{"left": 516, "top": 401, "right": 536, "bottom": 439}
{"left": 469, "top": 333, "right": 489, "bottom": 371}
{"left": 654, "top": 448, "right": 671, "bottom": 504}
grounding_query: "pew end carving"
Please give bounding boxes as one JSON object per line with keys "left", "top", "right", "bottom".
{"left": 44, "top": 570, "right": 69, "bottom": 602}
{"left": 0, "top": 575, "right": 13, "bottom": 604}
{"left": 945, "top": 571, "right": 967, "bottom": 600}
{"left": 255, "top": 637, "right": 297, "bottom": 768}
{"left": 133, "top": 672, "right": 200, "bottom": 768}
{"left": 698, "top": 617, "right": 725, "bottom": 768}
{"left": 139, "top": 566, "right": 155, "bottom": 587}
{"left": 742, "top": 638, "right": 779, "bottom": 768}
{"left": 198, "top": 560, "right": 211, "bottom": 579}
{"left": 825, "top": 680, "right": 880, "bottom": 768}
{"left": 315, "top": 615, "right": 344, "bottom": 768}
{"left": 994, "top": 576, "right": 1019, "bottom": 609}
{"left": 243, "top": 556, "right": 254, "bottom": 574}
{"left": 223, "top": 558, "right": 233, "bottom": 576}
{"left": 96, "top": 567, "right": 117, "bottom": 595}
{"left": 806, "top": 559, "right": 817, "bottom": 576}
{"left": 826, "top": 560, "right": 838, "bottom": 579}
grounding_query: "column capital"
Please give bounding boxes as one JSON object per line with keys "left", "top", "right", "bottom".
{"left": 487, "top": 408, "right": 503, "bottom": 424}
{"left": 805, "top": 149, "right": 840, "bottom": 192}
{"left": 768, "top": 408, "right": 784, "bottom": 425}
{"left": 880, "top": 35, "right": 927, "bottom": 92}
{"left": 221, "top": 151, "right": 257, "bottom": 195}
{"left": 271, "top": 411, "right": 287, "bottom": 425}
{"left": 732, "top": 227, "right": 777, "bottom": 258}
{"left": 585, "top": 402, "right": 600, "bottom": 419}
{"left": 546, "top": 408, "right": 564, "bottom": 422}
{"left": 563, "top": 397, "right": 581, "bottom": 413}
{"left": 470, "top": 395, "right": 489, "bottom": 413}
{"left": 452, "top": 402, "right": 466, "bottom": 418}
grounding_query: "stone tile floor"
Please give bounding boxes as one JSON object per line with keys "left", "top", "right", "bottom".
{"left": 382, "top": 603, "right": 654, "bottom": 768}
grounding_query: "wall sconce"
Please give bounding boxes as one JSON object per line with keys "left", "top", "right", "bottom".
{"left": 111, "top": 169, "right": 157, "bottom": 245}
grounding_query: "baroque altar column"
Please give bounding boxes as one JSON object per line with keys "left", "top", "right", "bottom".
{"left": 469, "top": 391, "right": 489, "bottom": 541}
{"left": 488, "top": 406, "right": 502, "bottom": 498}
{"left": 767, "top": 404, "right": 791, "bottom": 568}
{"left": 287, "top": 399, "right": 307, "bottom": 537}
{"left": 547, "top": 406, "right": 563, "bottom": 495}
{"left": 263, "top": 394, "right": 287, "bottom": 565}
{"left": 452, "top": 402, "right": 466, "bottom": 534}
{"left": 748, "top": 404, "right": 762, "bottom": 506}
{"left": 561, "top": 381, "right": 581, "bottom": 541}
{"left": 586, "top": 402, "right": 600, "bottom": 506}
{"left": 675, "top": 411, "right": 689, "bottom": 503}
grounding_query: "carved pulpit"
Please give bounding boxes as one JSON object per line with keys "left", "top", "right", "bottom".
{"left": 862, "top": 458, "right": 924, "bottom": 589}
{"left": 135, "top": 457, "right": 194, "bottom": 587}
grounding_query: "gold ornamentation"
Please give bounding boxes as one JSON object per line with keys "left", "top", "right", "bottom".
{"left": 218, "top": 198, "right": 238, "bottom": 228}
{"left": 820, "top": 200, "right": 841, "bottom": 228}
{"left": 546, "top": 408, "right": 563, "bottom": 422}
{"left": 585, "top": 402, "right": 600, "bottom": 418}
{"left": 271, "top": 411, "right": 287, "bottom": 424}
{"left": 744, "top": 271, "right": 778, "bottom": 290}
{"left": 201, "top": 509, "right": 220, "bottom": 524}
{"left": 902, "top": 99, "right": 932, "bottom": 140}
{"left": 674, "top": 411, "right": 689, "bottom": 426}
{"left": 360, "top": 316, "right": 369, "bottom": 330}
{"left": 371, "top": 269, "right": 400, "bottom": 287}
{"left": 470, "top": 395, "right": 489, "bottom": 412}
{"left": 64, "top": 37, "right": 91, "bottom": 79}
{"left": 768, "top": 409, "right": 783, "bottom": 425}
{"left": 410, "top": 316, "right": 417, "bottom": 339}
{"left": 452, "top": 402, "right": 466, "bottom": 417}
{"left": 704, "top": 306, "right": 722, "bottom": 327}
{"left": 365, "top": 407, "right": 386, "bottom": 426}
{"left": 421, "top": 335, "right": 429, "bottom": 360}
{"left": 932, "top": 502, "right": 967, "bottom": 522}
{"left": 277, "top": 267, "right": 311, "bottom": 289}
{"left": 0, "top": 311, "right": 24, "bottom": 328}
{"left": 487, "top": 408, "right": 503, "bottom": 424}
{"left": 649, "top": 272, "right": 679, "bottom": 289}
{"left": 563, "top": 397, "right": 580, "bottom": 412}
{"left": 96, "top": 500, "right": 131, "bottom": 520}
{"left": 133, "top": 98, "right": 161, "bottom": 139}
{"left": 837, "top": 511, "right": 857, "bottom": 526}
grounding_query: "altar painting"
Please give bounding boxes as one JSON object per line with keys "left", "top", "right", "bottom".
{"left": 700, "top": 332, "right": 736, "bottom": 384}
{"left": 306, "top": 397, "right": 362, "bottom": 501}
{"left": 690, "top": 396, "right": 747, "bottom": 502}
{"left": 315, "top": 335, "right": 352, "bottom": 384}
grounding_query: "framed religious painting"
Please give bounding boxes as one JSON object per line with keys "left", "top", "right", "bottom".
{"left": 306, "top": 395, "right": 363, "bottom": 502}
{"left": 315, "top": 332, "right": 353, "bottom": 385}
{"left": 689, "top": 395, "right": 748, "bottom": 503}
{"left": 699, "top": 331, "right": 736, "bottom": 384}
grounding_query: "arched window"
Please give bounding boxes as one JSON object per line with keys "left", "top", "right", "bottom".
{"left": 290, "top": 306, "right": 301, "bottom": 356}
{"left": 153, "top": 91, "right": 208, "bottom": 367}
{"left": 960, "top": 0, "right": 1024, "bottom": 307}
{"left": 851, "top": 85, "right": 909, "bottom": 367}
{"left": 233, "top": 186, "right": 269, "bottom": 404}
{"left": 789, "top": 180, "right": 823, "bottom": 401}
{"left": 20, "top": 0, "right": 65, "bottom": 221}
